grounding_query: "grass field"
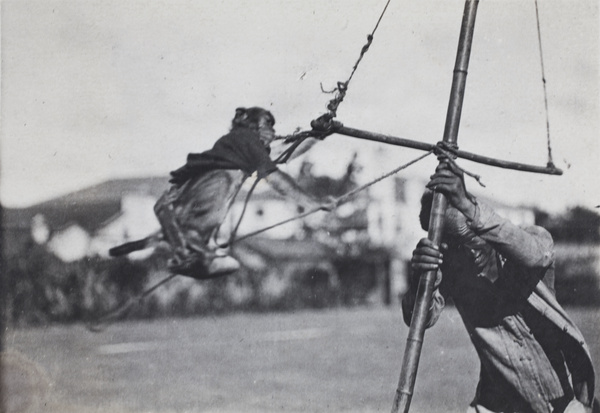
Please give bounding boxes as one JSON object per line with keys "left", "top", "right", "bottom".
{"left": 3, "top": 306, "right": 599, "bottom": 413}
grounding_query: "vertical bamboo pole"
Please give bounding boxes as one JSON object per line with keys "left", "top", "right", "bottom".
{"left": 391, "top": 1, "right": 479, "bottom": 412}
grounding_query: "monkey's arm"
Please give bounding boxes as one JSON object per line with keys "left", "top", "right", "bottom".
{"left": 270, "top": 138, "right": 319, "bottom": 163}
{"left": 264, "top": 169, "right": 322, "bottom": 211}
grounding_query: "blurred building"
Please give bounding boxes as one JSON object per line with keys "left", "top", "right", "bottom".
{"left": 3, "top": 177, "right": 167, "bottom": 261}
{"left": 2, "top": 176, "right": 330, "bottom": 262}
{"left": 2, "top": 173, "right": 535, "bottom": 305}
{"left": 2, "top": 174, "right": 535, "bottom": 261}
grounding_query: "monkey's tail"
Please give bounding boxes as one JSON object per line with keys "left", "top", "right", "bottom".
{"left": 109, "top": 233, "right": 160, "bottom": 257}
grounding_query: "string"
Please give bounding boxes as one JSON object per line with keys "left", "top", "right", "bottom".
{"left": 321, "top": 0, "right": 393, "bottom": 120}
{"left": 223, "top": 150, "right": 433, "bottom": 246}
{"left": 87, "top": 273, "right": 178, "bottom": 332}
{"left": 534, "top": 0, "right": 555, "bottom": 167}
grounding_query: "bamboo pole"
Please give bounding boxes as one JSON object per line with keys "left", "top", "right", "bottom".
{"left": 334, "top": 126, "right": 562, "bottom": 175}
{"left": 391, "top": 1, "right": 479, "bottom": 412}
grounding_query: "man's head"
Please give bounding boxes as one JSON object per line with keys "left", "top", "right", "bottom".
{"left": 419, "top": 189, "right": 473, "bottom": 244}
{"left": 419, "top": 189, "right": 493, "bottom": 270}
{"left": 232, "top": 107, "right": 276, "bottom": 146}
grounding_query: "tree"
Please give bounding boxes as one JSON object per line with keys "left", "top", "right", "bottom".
{"left": 535, "top": 206, "right": 600, "bottom": 243}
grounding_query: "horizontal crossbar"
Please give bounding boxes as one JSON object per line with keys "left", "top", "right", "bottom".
{"left": 335, "top": 125, "right": 562, "bottom": 176}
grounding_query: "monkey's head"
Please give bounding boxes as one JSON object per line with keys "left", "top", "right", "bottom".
{"left": 231, "top": 107, "right": 276, "bottom": 146}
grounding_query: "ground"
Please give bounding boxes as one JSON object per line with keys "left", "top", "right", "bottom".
{"left": 2, "top": 306, "right": 599, "bottom": 413}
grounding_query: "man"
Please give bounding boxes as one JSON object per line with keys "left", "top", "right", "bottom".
{"left": 110, "top": 106, "right": 328, "bottom": 279}
{"left": 403, "top": 161, "right": 596, "bottom": 413}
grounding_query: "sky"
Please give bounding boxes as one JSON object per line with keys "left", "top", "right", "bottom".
{"left": 1, "top": 0, "right": 598, "bottom": 213}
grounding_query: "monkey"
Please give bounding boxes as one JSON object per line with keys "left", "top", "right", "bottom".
{"left": 110, "top": 107, "right": 328, "bottom": 279}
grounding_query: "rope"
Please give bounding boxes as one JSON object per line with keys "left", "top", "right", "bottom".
{"left": 90, "top": 176, "right": 259, "bottom": 331}
{"left": 273, "top": 135, "right": 310, "bottom": 161}
{"left": 222, "top": 140, "right": 490, "bottom": 247}
{"left": 321, "top": 0, "right": 393, "bottom": 120}
{"left": 534, "top": 0, "right": 555, "bottom": 168}
{"left": 89, "top": 145, "right": 482, "bottom": 329}
{"left": 91, "top": 147, "right": 483, "bottom": 328}
{"left": 336, "top": 151, "right": 433, "bottom": 204}
{"left": 87, "top": 273, "right": 178, "bottom": 332}
{"left": 274, "top": 0, "right": 393, "bottom": 157}
{"left": 223, "top": 150, "right": 433, "bottom": 246}
{"left": 434, "top": 142, "right": 486, "bottom": 187}
{"left": 217, "top": 177, "right": 261, "bottom": 249}
{"left": 272, "top": 122, "right": 340, "bottom": 162}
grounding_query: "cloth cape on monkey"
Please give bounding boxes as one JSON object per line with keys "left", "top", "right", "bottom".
{"left": 169, "top": 127, "right": 278, "bottom": 186}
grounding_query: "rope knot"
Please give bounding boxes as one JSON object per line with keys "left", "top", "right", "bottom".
{"left": 434, "top": 141, "right": 486, "bottom": 188}
{"left": 310, "top": 114, "right": 343, "bottom": 134}
{"left": 272, "top": 116, "right": 340, "bottom": 164}
{"left": 434, "top": 141, "right": 459, "bottom": 159}
{"left": 337, "top": 81, "right": 348, "bottom": 93}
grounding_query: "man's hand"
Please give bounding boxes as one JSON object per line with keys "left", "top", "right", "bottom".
{"left": 426, "top": 161, "right": 476, "bottom": 220}
{"left": 410, "top": 238, "right": 444, "bottom": 292}
{"left": 403, "top": 238, "right": 446, "bottom": 328}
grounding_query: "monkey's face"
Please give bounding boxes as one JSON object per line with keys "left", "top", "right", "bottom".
{"left": 232, "top": 107, "right": 276, "bottom": 146}
{"left": 257, "top": 112, "right": 276, "bottom": 146}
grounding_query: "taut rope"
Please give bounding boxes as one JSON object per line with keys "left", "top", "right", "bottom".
{"left": 534, "top": 0, "right": 555, "bottom": 168}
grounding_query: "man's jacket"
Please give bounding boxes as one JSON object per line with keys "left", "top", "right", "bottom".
{"left": 403, "top": 201, "right": 595, "bottom": 412}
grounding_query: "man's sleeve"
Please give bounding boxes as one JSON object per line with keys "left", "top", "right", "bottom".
{"left": 467, "top": 201, "right": 554, "bottom": 269}
{"left": 401, "top": 281, "right": 446, "bottom": 328}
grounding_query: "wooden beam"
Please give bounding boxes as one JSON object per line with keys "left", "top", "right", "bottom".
{"left": 334, "top": 126, "right": 562, "bottom": 176}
